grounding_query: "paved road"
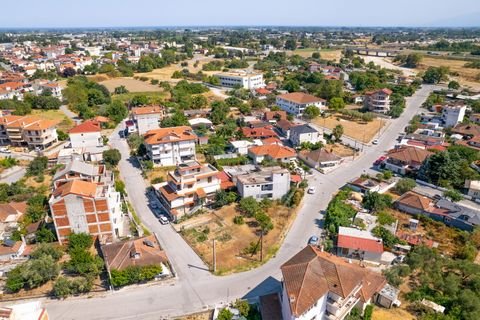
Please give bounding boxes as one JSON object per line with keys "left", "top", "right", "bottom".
{"left": 60, "top": 105, "right": 81, "bottom": 124}
{"left": 0, "top": 166, "right": 26, "bottom": 184}
{"left": 40, "top": 85, "right": 439, "bottom": 319}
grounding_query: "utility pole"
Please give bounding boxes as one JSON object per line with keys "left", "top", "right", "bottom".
{"left": 212, "top": 239, "right": 216, "bottom": 273}
{"left": 260, "top": 232, "right": 264, "bottom": 262}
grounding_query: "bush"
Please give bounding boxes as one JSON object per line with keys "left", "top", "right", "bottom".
{"left": 27, "top": 156, "right": 48, "bottom": 176}
{"left": 65, "top": 248, "right": 104, "bottom": 277}
{"left": 110, "top": 265, "right": 163, "bottom": 288}
{"left": 362, "top": 192, "right": 393, "bottom": 212}
{"left": 443, "top": 189, "right": 463, "bottom": 202}
{"left": 239, "top": 197, "right": 260, "bottom": 217}
{"left": 377, "top": 211, "right": 396, "bottom": 226}
{"left": 67, "top": 233, "right": 93, "bottom": 251}
{"left": 30, "top": 243, "right": 63, "bottom": 261}
{"left": 103, "top": 149, "right": 121, "bottom": 167}
{"left": 53, "top": 276, "right": 93, "bottom": 299}
{"left": 395, "top": 178, "right": 416, "bottom": 194}
{"left": 233, "top": 215, "right": 245, "bottom": 225}
{"left": 151, "top": 177, "right": 164, "bottom": 184}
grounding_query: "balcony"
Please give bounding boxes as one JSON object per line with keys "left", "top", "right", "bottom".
{"left": 325, "top": 295, "right": 361, "bottom": 320}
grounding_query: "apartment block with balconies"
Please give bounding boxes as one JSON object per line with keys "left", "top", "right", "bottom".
{"left": 0, "top": 115, "right": 58, "bottom": 149}
{"left": 363, "top": 88, "right": 392, "bottom": 114}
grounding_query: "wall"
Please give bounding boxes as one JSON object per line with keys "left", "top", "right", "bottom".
{"left": 70, "top": 132, "right": 102, "bottom": 148}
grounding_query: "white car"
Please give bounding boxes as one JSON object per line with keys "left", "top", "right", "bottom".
{"left": 159, "top": 215, "right": 169, "bottom": 225}
{"left": 307, "top": 186, "right": 316, "bottom": 194}
{"left": 372, "top": 139, "right": 379, "bottom": 145}
{"left": 0, "top": 147, "right": 10, "bottom": 153}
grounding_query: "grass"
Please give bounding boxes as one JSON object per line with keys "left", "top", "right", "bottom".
{"left": 32, "top": 109, "right": 74, "bottom": 132}
{"left": 99, "top": 78, "right": 164, "bottom": 93}
{"left": 313, "top": 114, "right": 386, "bottom": 143}
{"left": 145, "top": 166, "right": 176, "bottom": 185}
{"left": 291, "top": 48, "right": 343, "bottom": 61}
{"left": 112, "top": 91, "right": 169, "bottom": 105}
{"left": 371, "top": 306, "right": 414, "bottom": 320}
{"left": 126, "top": 201, "right": 151, "bottom": 236}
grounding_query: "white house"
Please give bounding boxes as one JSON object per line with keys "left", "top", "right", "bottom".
{"left": 337, "top": 227, "right": 384, "bottom": 263}
{"left": 276, "top": 92, "right": 326, "bottom": 117}
{"left": 280, "top": 245, "right": 389, "bottom": 320}
{"left": 289, "top": 124, "right": 324, "bottom": 146}
{"left": 214, "top": 71, "right": 264, "bottom": 90}
{"left": 298, "top": 148, "right": 342, "bottom": 171}
{"left": 154, "top": 161, "right": 220, "bottom": 220}
{"left": 131, "top": 105, "right": 165, "bottom": 135}
{"left": 229, "top": 140, "right": 258, "bottom": 155}
{"left": 363, "top": 88, "right": 392, "bottom": 114}
{"left": 465, "top": 180, "right": 480, "bottom": 200}
{"left": 69, "top": 120, "right": 103, "bottom": 149}
{"left": 441, "top": 104, "right": 466, "bottom": 128}
{"left": 236, "top": 166, "right": 290, "bottom": 200}
{"left": 144, "top": 126, "right": 197, "bottom": 166}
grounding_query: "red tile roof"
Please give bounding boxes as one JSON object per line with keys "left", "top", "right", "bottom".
{"left": 69, "top": 120, "right": 101, "bottom": 134}
{"left": 337, "top": 234, "right": 384, "bottom": 253}
{"left": 277, "top": 92, "right": 325, "bottom": 104}
{"left": 241, "top": 127, "right": 278, "bottom": 139}
{"left": 248, "top": 144, "right": 296, "bottom": 159}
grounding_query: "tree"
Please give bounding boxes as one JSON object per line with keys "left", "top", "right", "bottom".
{"left": 27, "top": 156, "right": 48, "bottom": 176}
{"left": 36, "top": 227, "right": 56, "bottom": 243}
{"left": 217, "top": 308, "right": 234, "bottom": 320}
{"left": 209, "top": 101, "right": 230, "bottom": 125}
{"left": 395, "top": 178, "right": 416, "bottom": 194}
{"left": 103, "top": 149, "right": 121, "bottom": 167}
{"left": 106, "top": 100, "right": 128, "bottom": 123}
{"left": 329, "top": 97, "right": 345, "bottom": 110}
{"left": 234, "top": 299, "right": 250, "bottom": 317}
{"left": 66, "top": 248, "right": 104, "bottom": 277}
{"left": 422, "top": 66, "right": 449, "bottom": 84}
{"left": 67, "top": 233, "right": 93, "bottom": 251}
{"left": 191, "top": 95, "right": 208, "bottom": 109}
{"left": 362, "top": 192, "right": 393, "bottom": 212}
{"left": 255, "top": 211, "right": 274, "bottom": 234}
{"left": 448, "top": 80, "right": 460, "bottom": 90}
{"left": 388, "top": 105, "right": 404, "bottom": 118}
{"left": 63, "top": 67, "right": 76, "bottom": 78}
{"left": 214, "top": 191, "right": 237, "bottom": 208}
{"left": 444, "top": 189, "right": 463, "bottom": 202}
{"left": 303, "top": 105, "right": 320, "bottom": 120}
{"left": 282, "top": 79, "right": 300, "bottom": 92}
{"left": 372, "top": 226, "right": 399, "bottom": 248}
{"left": 53, "top": 277, "right": 72, "bottom": 299}
{"left": 114, "top": 85, "right": 129, "bottom": 94}
{"left": 284, "top": 39, "right": 297, "bottom": 50}
{"left": 312, "top": 52, "right": 321, "bottom": 59}
{"left": 57, "top": 129, "right": 68, "bottom": 141}
{"left": 239, "top": 197, "right": 260, "bottom": 217}
{"left": 332, "top": 124, "right": 344, "bottom": 141}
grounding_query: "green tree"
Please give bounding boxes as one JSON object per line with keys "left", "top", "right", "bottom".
{"left": 448, "top": 80, "right": 460, "bottom": 90}
{"left": 103, "top": 149, "right": 121, "bottom": 167}
{"left": 27, "top": 156, "right": 48, "bottom": 176}
{"left": 303, "top": 105, "right": 320, "bottom": 120}
{"left": 35, "top": 227, "right": 57, "bottom": 243}
{"left": 106, "top": 100, "right": 128, "bottom": 123}
{"left": 422, "top": 66, "right": 449, "bottom": 84}
{"left": 233, "top": 299, "right": 250, "bottom": 317}
{"left": 332, "top": 124, "right": 344, "bottom": 141}
{"left": 217, "top": 308, "right": 233, "bottom": 320}
{"left": 329, "top": 97, "right": 345, "bottom": 110}
{"left": 395, "top": 178, "right": 416, "bottom": 194}
{"left": 362, "top": 192, "right": 393, "bottom": 212}
{"left": 444, "top": 189, "right": 463, "bottom": 202}
{"left": 239, "top": 197, "right": 260, "bottom": 217}
{"left": 67, "top": 233, "right": 93, "bottom": 251}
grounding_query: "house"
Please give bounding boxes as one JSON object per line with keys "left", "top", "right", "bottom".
{"left": 430, "top": 199, "right": 480, "bottom": 231}
{"left": 49, "top": 179, "right": 124, "bottom": 245}
{"left": 298, "top": 148, "right": 342, "bottom": 170}
{"left": 395, "top": 191, "right": 434, "bottom": 216}
{"left": 264, "top": 111, "right": 287, "bottom": 124}
{"left": 228, "top": 140, "right": 258, "bottom": 155}
{"left": 241, "top": 126, "right": 278, "bottom": 140}
{"left": 465, "top": 180, "right": 480, "bottom": 200}
{"left": 0, "top": 202, "right": 27, "bottom": 239}
{"left": 154, "top": 161, "right": 220, "bottom": 220}
{"left": 469, "top": 113, "right": 480, "bottom": 125}
{"left": 188, "top": 118, "right": 213, "bottom": 130}
{"left": 214, "top": 71, "right": 264, "bottom": 89}
{"left": 101, "top": 235, "right": 168, "bottom": 275}
{"left": 68, "top": 120, "right": 103, "bottom": 149}
{"left": 276, "top": 92, "right": 326, "bottom": 117}
{"left": 337, "top": 227, "right": 384, "bottom": 263}
{"left": 0, "top": 301, "right": 49, "bottom": 320}
{"left": 347, "top": 177, "right": 382, "bottom": 194}
{"left": 144, "top": 126, "right": 197, "bottom": 167}
{"left": 0, "top": 115, "right": 58, "bottom": 149}
{"left": 131, "top": 105, "right": 165, "bottom": 135}
{"left": 280, "top": 245, "right": 391, "bottom": 320}
{"left": 363, "top": 88, "right": 392, "bottom": 114}
{"left": 289, "top": 124, "right": 323, "bottom": 147}
{"left": 452, "top": 123, "right": 480, "bottom": 138}
{"left": 0, "top": 239, "right": 26, "bottom": 262}
{"left": 384, "top": 146, "right": 432, "bottom": 175}
{"left": 52, "top": 159, "right": 111, "bottom": 188}
{"left": 248, "top": 144, "right": 296, "bottom": 165}
{"left": 441, "top": 103, "right": 466, "bottom": 128}
{"left": 236, "top": 166, "right": 290, "bottom": 200}
{"left": 276, "top": 120, "right": 297, "bottom": 138}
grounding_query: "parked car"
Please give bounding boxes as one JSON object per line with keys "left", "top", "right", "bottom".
{"left": 159, "top": 215, "right": 169, "bottom": 225}
{"left": 372, "top": 139, "right": 379, "bottom": 145}
{"left": 392, "top": 255, "right": 406, "bottom": 265}
{"left": 308, "top": 236, "right": 319, "bottom": 246}
{"left": 0, "top": 147, "right": 11, "bottom": 153}
{"left": 374, "top": 156, "right": 386, "bottom": 166}
{"left": 307, "top": 186, "right": 316, "bottom": 194}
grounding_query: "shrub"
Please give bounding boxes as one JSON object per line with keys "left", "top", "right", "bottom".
{"left": 395, "top": 178, "right": 416, "bottom": 194}
{"left": 67, "top": 233, "right": 93, "bottom": 251}
{"left": 377, "top": 211, "right": 396, "bottom": 226}
{"left": 110, "top": 264, "right": 163, "bottom": 288}
{"left": 233, "top": 215, "right": 245, "bottom": 225}
{"left": 151, "top": 177, "right": 164, "bottom": 184}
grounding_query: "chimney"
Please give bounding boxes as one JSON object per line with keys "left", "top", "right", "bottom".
{"left": 319, "top": 245, "right": 324, "bottom": 252}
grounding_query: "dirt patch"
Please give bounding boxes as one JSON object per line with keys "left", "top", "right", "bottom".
{"left": 290, "top": 48, "right": 343, "bottom": 62}
{"left": 372, "top": 306, "right": 414, "bottom": 320}
{"left": 326, "top": 143, "right": 355, "bottom": 157}
{"left": 145, "top": 166, "right": 176, "bottom": 184}
{"left": 313, "top": 114, "right": 386, "bottom": 143}
{"left": 100, "top": 78, "right": 164, "bottom": 93}
{"left": 180, "top": 203, "right": 297, "bottom": 274}
{"left": 174, "top": 310, "right": 213, "bottom": 320}
{"left": 32, "top": 109, "right": 74, "bottom": 132}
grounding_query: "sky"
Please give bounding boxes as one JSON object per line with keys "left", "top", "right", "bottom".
{"left": 2, "top": 0, "right": 480, "bottom": 28}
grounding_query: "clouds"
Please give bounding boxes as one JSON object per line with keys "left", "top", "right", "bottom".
{"left": 1, "top": 0, "right": 479, "bottom": 28}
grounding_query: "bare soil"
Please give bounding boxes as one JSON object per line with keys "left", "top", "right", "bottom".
{"left": 100, "top": 78, "right": 164, "bottom": 93}
{"left": 313, "top": 114, "right": 386, "bottom": 143}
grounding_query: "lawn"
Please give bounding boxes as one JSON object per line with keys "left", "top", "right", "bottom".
{"left": 100, "top": 78, "right": 164, "bottom": 93}
{"left": 313, "top": 114, "right": 386, "bottom": 143}
{"left": 32, "top": 109, "right": 74, "bottom": 132}
{"left": 178, "top": 203, "right": 298, "bottom": 275}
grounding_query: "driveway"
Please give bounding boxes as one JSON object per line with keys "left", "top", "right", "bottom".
{"left": 40, "top": 85, "right": 440, "bottom": 320}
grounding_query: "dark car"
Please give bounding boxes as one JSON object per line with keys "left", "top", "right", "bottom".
{"left": 308, "top": 236, "right": 319, "bottom": 246}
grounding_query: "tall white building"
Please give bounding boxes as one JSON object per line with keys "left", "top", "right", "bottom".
{"left": 215, "top": 71, "right": 264, "bottom": 89}
{"left": 236, "top": 166, "right": 290, "bottom": 200}
{"left": 69, "top": 120, "right": 103, "bottom": 149}
{"left": 276, "top": 92, "right": 326, "bottom": 117}
{"left": 144, "top": 126, "right": 197, "bottom": 166}
{"left": 363, "top": 88, "right": 392, "bottom": 114}
{"left": 441, "top": 104, "right": 466, "bottom": 128}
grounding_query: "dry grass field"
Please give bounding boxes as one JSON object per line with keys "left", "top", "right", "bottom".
{"left": 290, "top": 48, "right": 343, "bottom": 62}
{"left": 313, "top": 114, "right": 386, "bottom": 143}
{"left": 32, "top": 109, "right": 74, "bottom": 132}
{"left": 174, "top": 310, "right": 213, "bottom": 320}
{"left": 327, "top": 143, "right": 355, "bottom": 157}
{"left": 372, "top": 306, "right": 414, "bottom": 320}
{"left": 179, "top": 203, "right": 297, "bottom": 274}
{"left": 100, "top": 78, "right": 164, "bottom": 93}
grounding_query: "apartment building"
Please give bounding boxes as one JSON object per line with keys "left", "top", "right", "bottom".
{"left": 154, "top": 161, "right": 220, "bottom": 220}
{"left": 280, "top": 246, "right": 392, "bottom": 320}
{"left": 69, "top": 120, "right": 103, "bottom": 149}
{"left": 49, "top": 178, "right": 124, "bottom": 245}
{"left": 276, "top": 92, "right": 326, "bottom": 117}
{"left": 214, "top": 71, "right": 265, "bottom": 89}
{"left": 289, "top": 124, "right": 324, "bottom": 146}
{"left": 131, "top": 105, "right": 165, "bottom": 135}
{"left": 52, "top": 159, "right": 111, "bottom": 188}
{"left": 236, "top": 166, "right": 290, "bottom": 200}
{"left": 441, "top": 104, "right": 466, "bottom": 127}
{"left": 364, "top": 88, "right": 392, "bottom": 114}
{"left": 144, "top": 126, "right": 197, "bottom": 167}
{"left": 0, "top": 115, "right": 58, "bottom": 149}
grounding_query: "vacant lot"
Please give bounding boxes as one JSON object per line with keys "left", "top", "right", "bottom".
{"left": 32, "top": 109, "right": 74, "bottom": 132}
{"left": 290, "top": 48, "right": 343, "bottom": 62}
{"left": 146, "top": 166, "right": 176, "bottom": 184}
{"left": 372, "top": 306, "right": 414, "bottom": 320}
{"left": 174, "top": 310, "right": 213, "bottom": 320}
{"left": 113, "top": 91, "right": 169, "bottom": 104}
{"left": 100, "top": 78, "right": 164, "bottom": 93}
{"left": 326, "top": 143, "right": 355, "bottom": 157}
{"left": 179, "top": 203, "right": 297, "bottom": 274}
{"left": 417, "top": 56, "right": 480, "bottom": 90}
{"left": 313, "top": 114, "right": 386, "bottom": 143}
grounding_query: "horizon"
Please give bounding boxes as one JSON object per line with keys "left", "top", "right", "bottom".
{"left": 3, "top": 0, "right": 480, "bottom": 29}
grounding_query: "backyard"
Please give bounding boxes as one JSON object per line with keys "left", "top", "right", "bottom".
{"left": 178, "top": 203, "right": 298, "bottom": 274}
{"left": 313, "top": 114, "right": 386, "bottom": 143}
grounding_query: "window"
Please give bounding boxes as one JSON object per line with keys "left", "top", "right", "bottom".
{"left": 208, "top": 177, "right": 212, "bottom": 183}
